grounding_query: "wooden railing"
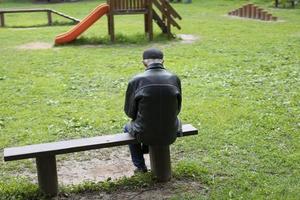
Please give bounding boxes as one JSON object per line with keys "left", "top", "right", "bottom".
{"left": 108, "top": 0, "right": 150, "bottom": 12}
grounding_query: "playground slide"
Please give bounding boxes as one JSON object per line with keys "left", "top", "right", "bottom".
{"left": 55, "top": 4, "right": 109, "bottom": 45}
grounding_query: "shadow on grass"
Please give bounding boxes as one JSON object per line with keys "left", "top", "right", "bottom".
{"left": 6, "top": 21, "right": 77, "bottom": 29}
{"left": 54, "top": 33, "right": 180, "bottom": 47}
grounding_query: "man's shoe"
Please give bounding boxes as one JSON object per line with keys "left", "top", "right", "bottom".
{"left": 134, "top": 168, "right": 148, "bottom": 174}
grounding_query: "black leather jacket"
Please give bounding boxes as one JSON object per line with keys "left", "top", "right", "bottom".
{"left": 124, "top": 63, "right": 182, "bottom": 145}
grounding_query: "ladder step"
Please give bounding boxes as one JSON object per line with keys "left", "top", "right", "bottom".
{"left": 152, "top": 9, "right": 168, "bottom": 33}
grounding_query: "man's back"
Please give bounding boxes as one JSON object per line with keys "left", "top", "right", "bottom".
{"left": 124, "top": 63, "right": 181, "bottom": 145}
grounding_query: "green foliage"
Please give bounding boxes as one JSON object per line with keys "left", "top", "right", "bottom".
{"left": 0, "top": 179, "right": 42, "bottom": 200}
{"left": 0, "top": 0, "right": 299, "bottom": 199}
{"left": 173, "top": 161, "right": 212, "bottom": 185}
{"left": 63, "top": 173, "right": 154, "bottom": 194}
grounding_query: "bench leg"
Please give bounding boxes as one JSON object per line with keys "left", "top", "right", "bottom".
{"left": 36, "top": 155, "right": 58, "bottom": 196}
{"left": 0, "top": 13, "right": 4, "bottom": 27}
{"left": 149, "top": 145, "right": 171, "bottom": 182}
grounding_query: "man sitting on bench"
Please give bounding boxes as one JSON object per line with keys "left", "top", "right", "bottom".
{"left": 124, "top": 48, "right": 182, "bottom": 173}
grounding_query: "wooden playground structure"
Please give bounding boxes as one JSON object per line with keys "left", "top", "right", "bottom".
{"left": 107, "top": 0, "right": 182, "bottom": 41}
{"left": 1, "top": 0, "right": 182, "bottom": 43}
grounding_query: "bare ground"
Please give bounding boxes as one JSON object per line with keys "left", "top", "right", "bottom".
{"left": 6, "top": 147, "right": 206, "bottom": 199}
{"left": 57, "top": 147, "right": 150, "bottom": 185}
{"left": 16, "top": 147, "right": 149, "bottom": 185}
{"left": 177, "top": 34, "right": 200, "bottom": 44}
{"left": 16, "top": 42, "right": 53, "bottom": 50}
{"left": 56, "top": 179, "right": 206, "bottom": 200}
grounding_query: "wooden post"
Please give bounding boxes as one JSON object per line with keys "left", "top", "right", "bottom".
{"left": 261, "top": 11, "right": 267, "bottom": 20}
{"left": 252, "top": 6, "right": 257, "bottom": 19}
{"left": 147, "top": 0, "right": 153, "bottom": 41}
{"left": 36, "top": 155, "right": 58, "bottom": 196}
{"left": 109, "top": 14, "right": 115, "bottom": 42}
{"left": 291, "top": 0, "right": 295, "bottom": 8}
{"left": 144, "top": 13, "right": 149, "bottom": 34}
{"left": 247, "top": 4, "right": 253, "bottom": 18}
{"left": 238, "top": 8, "right": 243, "bottom": 17}
{"left": 275, "top": 0, "right": 279, "bottom": 7}
{"left": 167, "top": 19, "right": 172, "bottom": 39}
{"left": 0, "top": 13, "right": 4, "bottom": 27}
{"left": 47, "top": 10, "right": 52, "bottom": 26}
{"left": 108, "top": 0, "right": 115, "bottom": 42}
{"left": 243, "top": 5, "right": 247, "bottom": 17}
{"left": 149, "top": 145, "right": 171, "bottom": 182}
{"left": 266, "top": 13, "right": 272, "bottom": 21}
{"left": 257, "top": 8, "right": 263, "bottom": 19}
{"left": 107, "top": 15, "right": 111, "bottom": 35}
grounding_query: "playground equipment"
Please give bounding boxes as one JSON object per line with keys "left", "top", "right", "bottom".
{"left": 275, "top": 0, "right": 298, "bottom": 8}
{"left": 0, "top": 8, "right": 79, "bottom": 27}
{"left": 55, "top": 4, "right": 109, "bottom": 45}
{"left": 54, "top": 0, "right": 182, "bottom": 44}
{"left": 107, "top": 0, "right": 181, "bottom": 41}
{"left": 228, "top": 4, "right": 278, "bottom": 21}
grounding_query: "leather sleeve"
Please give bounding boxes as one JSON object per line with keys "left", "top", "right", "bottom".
{"left": 124, "top": 80, "right": 138, "bottom": 120}
{"left": 177, "top": 76, "right": 182, "bottom": 114}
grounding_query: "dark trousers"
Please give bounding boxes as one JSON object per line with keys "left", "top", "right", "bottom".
{"left": 124, "top": 124, "right": 148, "bottom": 170}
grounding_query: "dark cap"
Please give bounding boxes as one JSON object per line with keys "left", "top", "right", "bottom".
{"left": 142, "top": 48, "right": 164, "bottom": 60}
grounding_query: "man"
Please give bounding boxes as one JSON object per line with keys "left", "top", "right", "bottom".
{"left": 124, "top": 48, "right": 182, "bottom": 173}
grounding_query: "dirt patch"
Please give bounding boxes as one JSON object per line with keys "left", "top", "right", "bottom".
{"left": 17, "top": 42, "right": 53, "bottom": 50}
{"left": 7, "top": 147, "right": 207, "bottom": 199}
{"left": 177, "top": 34, "right": 200, "bottom": 44}
{"left": 8, "top": 147, "right": 150, "bottom": 185}
{"left": 57, "top": 179, "right": 206, "bottom": 200}
{"left": 57, "top": 147, "right": 150, "bottom": 185}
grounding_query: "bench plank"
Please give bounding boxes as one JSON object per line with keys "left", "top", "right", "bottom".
{"left": 0, "top": 9, "right": 51, "bottom": 14}
{"left": 4, "top": 124, "right": 198, "bottom": 161}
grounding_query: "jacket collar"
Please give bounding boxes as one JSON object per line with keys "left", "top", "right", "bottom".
{"left": 145, "top": 63, "right": 165, "bottom": 71}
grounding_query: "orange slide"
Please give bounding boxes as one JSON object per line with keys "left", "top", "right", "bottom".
{"left": 55, "top": 4, "right": 109, "bottom": 45}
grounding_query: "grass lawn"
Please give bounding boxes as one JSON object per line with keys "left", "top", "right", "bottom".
{"left": 0, "top": 0, "right": 299, "bottom": 199}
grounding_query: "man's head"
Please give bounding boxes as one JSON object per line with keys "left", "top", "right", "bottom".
{"left": 142, "top": 48, "right": 164, "bottom": 67}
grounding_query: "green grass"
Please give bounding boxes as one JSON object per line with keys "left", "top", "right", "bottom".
{"left": 0, "top": 0, "right": 300, "bottom": 199}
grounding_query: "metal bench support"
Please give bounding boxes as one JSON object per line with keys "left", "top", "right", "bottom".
{"left": 36, "top": 155, "right": 58, "bottom": 196}
{"left": 149, "top": 145, "right": 171, "bottom": 182}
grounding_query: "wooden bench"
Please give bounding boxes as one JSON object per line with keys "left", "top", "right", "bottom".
{"left": 4, "top": 124, "right": 198, "bottom": 196}
{"left": 0, "top": 8, "right": 80, "bottom": 27}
